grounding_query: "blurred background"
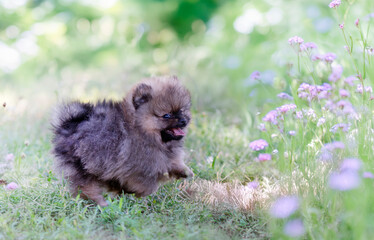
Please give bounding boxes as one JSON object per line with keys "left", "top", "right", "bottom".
{"left": 0, "top": 0, "right": 372, "bottom": 126}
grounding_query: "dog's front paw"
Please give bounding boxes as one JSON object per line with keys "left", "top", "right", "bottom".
{"left": 184, "top": 167, "right": 194, "bottom": 179}
{"left": 169, "top": 166, "right": 194, "bottom": 179}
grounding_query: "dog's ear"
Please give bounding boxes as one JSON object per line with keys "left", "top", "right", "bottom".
{"left": 132, "top": 83, "right": 152, "bottom": 110}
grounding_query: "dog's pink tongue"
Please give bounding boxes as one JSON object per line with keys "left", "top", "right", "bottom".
{"left": 171, "top": 128, "right": 185, "bottom": 136}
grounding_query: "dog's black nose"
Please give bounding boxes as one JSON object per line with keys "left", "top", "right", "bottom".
{"left": 178, "top": 118, "right": 187, "bottom": 127}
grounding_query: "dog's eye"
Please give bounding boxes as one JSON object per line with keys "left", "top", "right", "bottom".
{"left": 162, "top": 114, "right": 171, "bottom": 119}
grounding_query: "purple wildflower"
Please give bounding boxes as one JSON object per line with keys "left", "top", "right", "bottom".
{"left": 284, "top": 219, "right": 305, "bottom": 237}
{"left": 295, "top": 111, "right": 303, "bottom": 119}
{"left": 311, "top": 54, "right": 324, "bottom": 61}
{"left": 366, "top": 47, "right": 374, "bottom": 56}
{"left": 356, "top": 84, "right": 363, "bottom": 94}
{"left": 329, "top": 171, "right": 360, "bottom": 191}
{"left": 5, "top": 182, "right": 19, "bottom": 190}
{"left": 249, "top": 139, "right": 269, "bottom": 151}
{"left": 319, "top": 150, "right": 334, "bottom": 162}
{"left": 336, "top": 100, "right": 353, "bottom": 110}
{"left": 339, "top": 89, "right": 350, "bottom": 98}
{"left": 258, "top": 123, "right": 266, "bottom": 132}
{"left": 277, "top": 104, "right": 296, "bottom": 114}
{"left": 5, "top": 153, "right": 14, "bottom": 162}
{"left": 247, "top": 181, "right": 259, "bottom": 189}
{"left": 339, "top": 23, "right": 344, "bottom": 29}
{"left": 324, "top": 52, "right": 337, "bottom": 63}
{"left": 330, "top": 123, "right": 350, "bottom": 133}
{"left": 305, "top": 108, "right": 316, "bottom": 119}
{"left": 277, "top": 92, "right": 293, "bottom": 100}
{"left": 329, "top": 0, "right": 341, "bottom": 8}
{"left": 298, "top": 83, "right": 332, "bottom": 101}
{"left": 263, "top": 110, "right": 278, "bottom": 125}
{"left": 325, "top": 100, "right": 335, "bottom": 110}
{"left": 345, "top": 76, "right": 357, "bottom": 86}
{"left": 270, "top": 196, "right": 299, "bottom": 219}
{"left": 300, "top": 42, "right": 317, "bottom": 51}
{"left": 328, "top": 64, "right": 343, "bottom": 82}
{"left": 355, "top": 84, "right": 372, "bottom": 94}
{"left": 322, "top": 83, "right": 332, "bottom": 91}
{"left": 288, "top": 130, "right": 296, "bottom": 136}
{"left": 363, "top": 172, "right": 374, "bottom": 179}
{"left": 298, "top": 83, "right": 310, "bottom": 91}
{"left": 324, "top": 141, "right": 345, "bottom": 151}
{"left": 340, "top": 158, "right": 362, "bottom": 172}
{"left": 317, "top": 117, "right": 326, "bottom": 127}
{"left": 258, "top": 153, "right": 272, "bottom": 162}
{"left": 250, "top": 71, "right": 261, "bottom": 80}
{"left": 288, "top": 36, "right": 304, "bottom": 45}
{"left": 355, "top": 18, "right": 359, "bottom": 27}
{"left": 344, "top": 45, "right": 351, "bottom": 54}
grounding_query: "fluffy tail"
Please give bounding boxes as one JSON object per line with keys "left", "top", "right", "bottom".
{"left": 51, "top": 101, "right": 93, "bottom": 137}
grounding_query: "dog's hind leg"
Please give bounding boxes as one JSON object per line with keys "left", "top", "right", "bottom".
{"left": 79, "top": 182, "right": 108, "bottom": 207}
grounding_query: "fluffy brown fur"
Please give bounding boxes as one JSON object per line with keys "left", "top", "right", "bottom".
{"left": 51, "top": 76, "right": 193, "bottom": 206}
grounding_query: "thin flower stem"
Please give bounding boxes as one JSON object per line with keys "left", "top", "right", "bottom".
{"left": 341, "top": 29, "right": 360, "bottom": 75}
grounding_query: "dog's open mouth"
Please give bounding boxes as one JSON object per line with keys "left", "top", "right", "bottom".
{"left": 161, "top": 127, "right": 185, "bottom": 142}
{"left": 166, "top": 128, "right": 185, "bottom": 136}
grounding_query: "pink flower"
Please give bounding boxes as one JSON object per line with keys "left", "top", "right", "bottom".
{"left": 249, "top": 139, "right": 269, "bottom": 151}
{"left": 270, "top": 196, "right": 299, "bottom": 218}
{"left": 5, "top": 153, "right": 14, "bottom": 162}
{"left": 329, "top": 171, "right": 360, "bottom": 191}
{"left": 263, "top": 110, "right": 278, "bottom": 125}
{"left": 355, "top": 18, "right": 360, "bottom": 27}
{"left": 284, "top": 219, "right": 305, "bottom": 237}
{"left": 250, "top": 71, "right": 261, "bottom": 80}
{"left": 339, "top": 23, "right": 344, "bottom": 29}
{"left": 339, "top": 89, "right": 350, "bottom": 98}
{"left": 258, "top": 153, "right": 271, "bottom": 162}
{"left": 363, "top": 172, "right": 374, "bottom": 179}
{"left": 324, "top": 52, "right": 337, "bottom": 62}
{"left": 311, "top": 54, "right": 324, "bottom": 61}
{"left": 288, "top": 36, "right": 304, "bottom": 45}
{"left": 300, "top": 42, "right": 317, "bottom": 51}
{"left": 247, "top": 181, "right": 259, "bottom": 189}
{"left": 5, "top": 182, "right": 19, "bottom": 190}
{"left": 329, "top": 0, "right": 341, "bottom": 8}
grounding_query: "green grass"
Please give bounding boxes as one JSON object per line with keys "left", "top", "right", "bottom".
{"left": 0, "top": 106, "right": 268, "bottom": 240}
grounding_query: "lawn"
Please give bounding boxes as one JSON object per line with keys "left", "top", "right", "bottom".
{"left": 1, "top": 0, "right": 374, "bottom": 239}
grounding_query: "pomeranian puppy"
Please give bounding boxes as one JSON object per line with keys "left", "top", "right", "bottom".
{"left": 52, "top": 76, "right": 193, "bottom": 206}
